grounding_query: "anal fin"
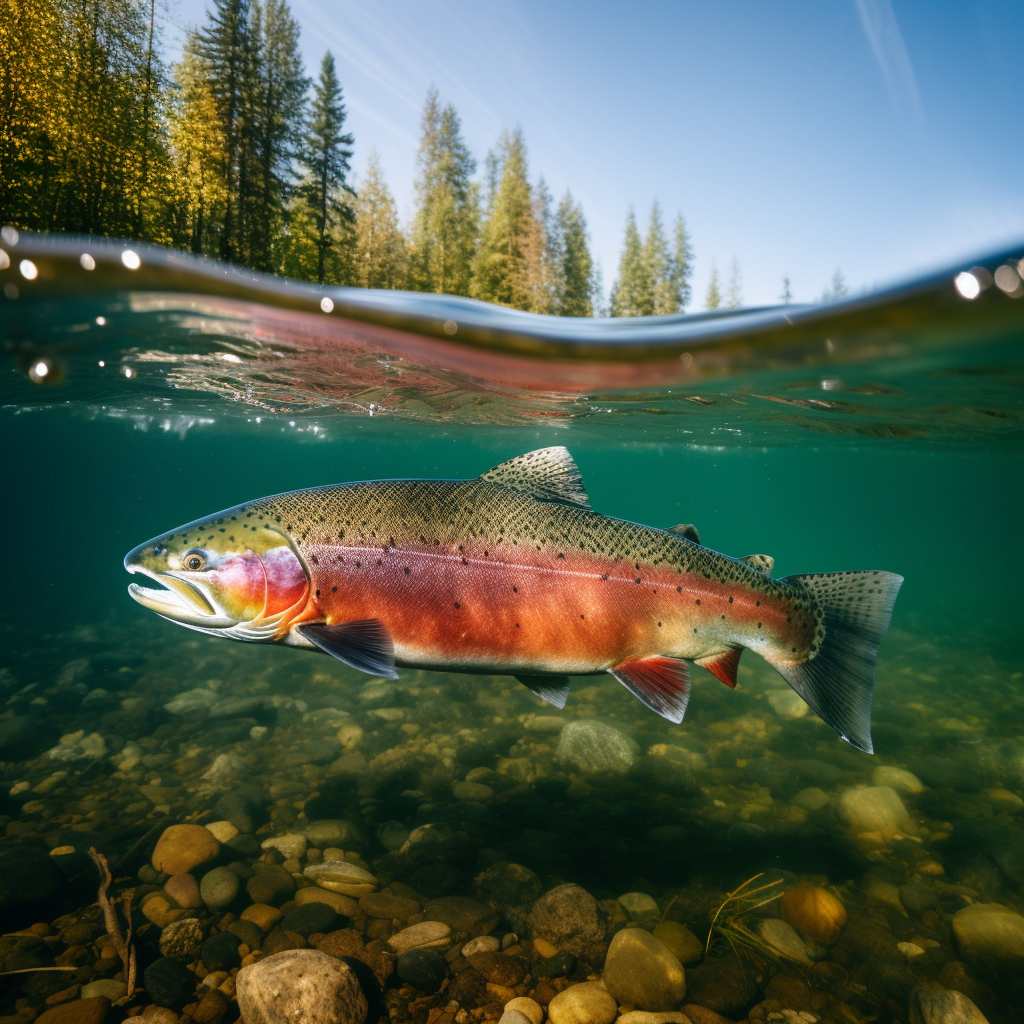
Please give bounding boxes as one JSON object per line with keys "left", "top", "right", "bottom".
{"left": 610, "top": 655, "right": 690, "bottom": 723}
{"left": 297, "top": 620, "right": 399, "bottom": 679}
{"left": 696, "top": 647, "right": 743, "bottom": 688}
{"left": 515, "top": 674, "right": 571, "bottom": 709}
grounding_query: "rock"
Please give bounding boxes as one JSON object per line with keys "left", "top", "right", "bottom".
{"left": 617, "top": 1015, "right": 692, "bottom": 1024}
{"left": 388, "top": 920, "right": 451, "bottom": 953}
{"left": 145, "top": 956, "right": 199, "bottom": 1009}
{"left": 141, "top": 892, "right": 183, "bottom": 928}
{"left": 36, "top": 999, "right": 108, "bottom": 1024}
{"left": 780, "top": 883, "right": 847, "bottom": 944}
{"left": 201, "top": 931, "right": 241, "bottom": 971}
{"left": 200, "top": 866, "right": 241, "bottom": 911}
{"left": 899, "top": 942, "right": 926, "bottom": 958}
{"left": 535, "top": 950, "right": 577, "bottom": 977}
{"left": 160, "top": 917, "right": 204, "bottom": 957}
{"left": 529, "top": 883, "right": 606, "bottom": 966}
{"left": 899, "top": 880, "right": 939, "bottom": 915}
{"left": 192, "top": 988, "right": 230, "bottom": 1023}
{"left": 556, "top": 720, "right": 638, "bottom": 774}
{"left": 127, "top": 1009, "right": 179, "bottom": 1024}
{"left": 304, "top": 860, "right": 377, "bottom": 897}
{"left": 301, "top": 818, "right": 367, "bottom": 851}
{"left": 602, "top": 926, "right": 686, "bottom": 1011}
{"left": 396, "top": 822, "right": 465, "bottom": 865}
{"left": 468, "top": 951, "right": 526, "bottom": 986}
{"left": 228, "top": 918, "right": 263, "bottom": 950}
{"left": 838, "top": 786, "right": 909, "bottom": 838}
{"left": 375, "top": 820, "right": 409, "bottom": 851}
{"left": 423, "top": 895, "right": 498, "bottom": 935}
{"left": 164, "top": 872, "right": 203, "bottom": 909}
{"left": 547, "top": 981, "right": 617, "bottom": 1024}
{"left": 476, "top": 861, "right": 543, "bottom": 911}
{"left": 652, "top": 921, "right": 703, "bottom": 964}
{"left": 453, "top": 780, "right": 494, "bottom": 802}
{"left": 396, "top": 948, "right": 447, "bottom": 992}
{"left": 757, "top": 918, "right": 812, "bottom": 964}
{"left": 247, "top": 864, "right": 296, "bottom": 905}
{"left": 984, "top": 787, "right": 1024, "bottom": 813}
{"left": 618, "top": 892, "right": 660, "bottom": 927}
{"left": 262, "top": 833, "right": 307, "bottom": 859}
{"left": 80, "top": 978, "right": 126, "bottom": 1001}
{"left": 767, "top": 688, "right": 808, "bottom": 719}
{"left": 463, "top": 935, "right": 500, "bottom": 956}
{"left": 681, "top": 1008, "right": 734, "bottom": 1024}
{"left": 205, "top": 820, "right": 239, "bottom": 843}
{"left": 909, "top": 987, "right": 991, "bottom": 1024}
{"left": 910, "top": 756, "right": 981, "bottom": 792}
{"left": 242, "top": 903, "right": 284, "bottom": 931}
{"left": 165, "top": 688, "right": 217, "bottom": 714}
{"left": 236, "top": 949, "right": 367, "bottom": 1024}
{"left": 152, "top": 824, "right": 220, "bottom": 875}
{"left": 500, "top": 1012, "right": 533, "bottom": 1024}
{"left": 295, "top": 885, "right": 360, "bottom": 917}
{"left": 791, "top": 787, "right": 830, "bottom": 811}
{"left": 504, "top": 998, "right": 544, "bottom": 1024}
{"left": 280, "top": 902, "right": 341, "bottom": 936}
{"left": 952, "top": 903, "right": 1024, "bottom": 962}
{"left": 873, "top": 765, "right": 925, "bottom": 794}
{"left": 0, "top": 844, "right": 64, "bottom": 917}
{"left": 360, "top": 892, "right": 420, "bottom": 920}
{"left": 684, "top": 956, "right": 760, "bottom": 1018}
{"left": 213, "top": 784, "right": 267, "bottom": 833}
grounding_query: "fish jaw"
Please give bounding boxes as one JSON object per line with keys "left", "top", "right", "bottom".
{"left": 124, "top": 506, "right": 315, "bottom": 642}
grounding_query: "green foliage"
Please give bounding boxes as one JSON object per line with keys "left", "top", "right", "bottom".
{"left": 725, "top": 256, "right": 743, "bottom": 308}
{"left": 705, "top": 262, "right": 722, "bottom": 309}
{"left": 353, "top": 151, "right": 406, "bottom": 289}
{"left": 295, "top": 51, "right": 354, "bottom": 285}
{"left": 611, "top": 202, "right": 692, "bottom": 316}
{"left": 408, "top": 89, "right": 478, "bottom": 296}
{"left": 780, "top": 274, "right": 793, "bottom": 304}
{"left": 551, "top": 190, "right": 596, "bottom": 316}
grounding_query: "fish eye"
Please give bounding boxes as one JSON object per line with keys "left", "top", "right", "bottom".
{"left": 182, "top": 550, "right": 207, "bottom": 572}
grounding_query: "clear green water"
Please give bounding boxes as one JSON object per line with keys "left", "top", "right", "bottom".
{"left": 1, "top": 236, "right": 1023, "bottom": 1023}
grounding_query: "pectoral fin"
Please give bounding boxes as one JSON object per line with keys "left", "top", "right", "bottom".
{"left": 610, "top": 655, "right": 691, "bottom": 723}
{"left": 515, "top": 674, "right": 571, "bottom": 709}
{"left": 297, "top": 620, "right": 399, "bottom": 679}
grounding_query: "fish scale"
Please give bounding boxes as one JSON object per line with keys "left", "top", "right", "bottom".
{"left": 124, "top": 446, "right": 902, "bottom": 751}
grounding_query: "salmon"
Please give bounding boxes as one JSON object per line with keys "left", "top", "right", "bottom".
{"left": 124, "top": 446, "right": 902, "bottom": 751}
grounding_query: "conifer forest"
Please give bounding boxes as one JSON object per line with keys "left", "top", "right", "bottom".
{"left": 1, "top": 0, "right": 711, "bottom": 315}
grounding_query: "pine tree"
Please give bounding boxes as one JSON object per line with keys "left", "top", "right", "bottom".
{"left": 780, "top": 274, "right": 793, "bottom": 304}
{"left": 551, "top": 190, "right": 595, "bottom": 316}
{"left": 667, "top": 214, "right": 694, "bottom": 312}
{"left": 353, "top": 151, "right": 406, "bottom": 288}
{"left": 246, "top": 0, "right": 307, "bottom": 271}
{"left": 705, "top": 263, "right": 722, "bottom": 309}
{"left": 408, "top": 89, "right": 478, "bottom": 296}
{"left": 642, "top": 201, "right": 669, "bottom": 314}
{"left": 296, "top": 51, "right": 354, "bottom": 285}
{"left": 472, "top": 127, "right": 535, "bottom": 309}
{"left": 610, "top": 208, "right": 645, "bottom": 316}
{"left": 521, "top": 176, "right": 554, "bottom": 313}
{"left": 168, "top": 32, "right": 230, "bottom": 253}
{"left": 820, "top": 268, "right": 848, "bottom": 302}
{"left": 197, "top": 0, "right": 257, "bottom": 261}
{"left": 725, "top": 256, "right": 743, "bottom": 308}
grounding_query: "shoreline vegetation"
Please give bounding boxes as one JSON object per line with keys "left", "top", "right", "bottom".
{"left": 0, "top": 0, "right": 707, "bottom": 317}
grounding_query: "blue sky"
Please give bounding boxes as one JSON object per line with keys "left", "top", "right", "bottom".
{"left": 164, "top": 1, "right": 1024, "bottom": 307}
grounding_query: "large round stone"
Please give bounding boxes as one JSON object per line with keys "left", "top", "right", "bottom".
{"left": 547, "top": 982, "right": 617, "bottom": 1024}
{"left": 200, "top": 866, "right": 240, "bottom": 911}
{"left": 556, "top": 721, "right": 638, "bottom": 774}
{"left": 396, "top": 949, "right": 448, "bottom": 993}
{"left": 151, "top": 824, "right": 220, "bottom": 875}
{"left": 528, "top": 884, "right": 606, "bottom": 966}
{"left": 304, "top": 860, "right": 378, "bottom": 897}
{"left": 952, "top": 903, "right": 1024, "bottom": 962}
{"left": 837, "top": 786, "right": 909, "bottom": 839}
{"left": 144, "top": 956, "right": 198, "bottom": 1010}
{"left": 236, "top": 949, "right": 367, "bottom": 1024}
{"left": 602, "top": 926, "right": 686, "bottom": 1010}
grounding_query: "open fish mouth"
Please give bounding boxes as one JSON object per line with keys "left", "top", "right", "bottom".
{"left": 126, "top": 565, "right": 238, "bottom": 629}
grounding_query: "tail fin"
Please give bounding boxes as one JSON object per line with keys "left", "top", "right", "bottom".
{"left": 773, "top": 570, "right": 903, "bottom": 753}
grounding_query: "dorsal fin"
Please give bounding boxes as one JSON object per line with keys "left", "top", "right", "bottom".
{"left": 480, "top": 447, "right": 591, "bottom": 509}
{"left": 668, "top": 524, "right": 701, "bottom": 544}
{"left": 739, "top": 554, "right": 774, "bottom": 575}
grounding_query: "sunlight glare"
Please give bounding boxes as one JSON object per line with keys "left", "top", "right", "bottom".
{"left": 954, "top": 271, "right": 980, "bottom": 300}
{"left": 80, "top": 253, "right": 95, "bottom": 271}
{"left": 121, "top": 250, "right": 141, "bottom": 270}
{"left": 320, "top": 297, "right": 334, "bottom": 313}
{"left": 19, "top": 259, "right": 38, "bottom": 280}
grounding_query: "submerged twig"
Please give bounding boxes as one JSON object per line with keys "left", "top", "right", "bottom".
{"left": 88, "top": 848, "right": 136, "bottom": 1006}
{"left": 0, "top": 967, "right": 77, "bottom": 976}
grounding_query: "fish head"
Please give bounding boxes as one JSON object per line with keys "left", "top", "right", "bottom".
{"left": 124, "top": 504, "right": 310, "bottom": 641}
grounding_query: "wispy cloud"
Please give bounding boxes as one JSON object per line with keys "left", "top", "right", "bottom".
{"left": 854, "top": 0, "right": 924, "bottom": 127}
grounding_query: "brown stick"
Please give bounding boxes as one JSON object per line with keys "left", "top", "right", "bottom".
{"left": 88, "top": 848, "right": 136, "bottom": 1006}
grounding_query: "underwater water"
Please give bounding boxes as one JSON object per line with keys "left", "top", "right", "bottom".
{"left": 1, "top": 233, "right": 1023, "bottom": 1024}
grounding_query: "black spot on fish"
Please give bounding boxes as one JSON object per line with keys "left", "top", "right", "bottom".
{"left": 695, "top": 599, "right": 701, "bottom": 605}
{"left": 403, "top": 567, "right": 410, "bottom": 575}
{"left": 454, "top": 602, "right": 460, "bottom": 609}
{"left": 355, "top": 561, "right": 361, "bottom": 568}
{"left": 728, "top": 596, "right": 733, "bottom": 603}
{"left": 311, "top": 554, "right": 319, "bottom": 565}
{"left": 513, "top": 586, "right": 518, "bottom": 592}
{"left": 721, "top": 614, "right": 726, "bottom": 620}
{"left": 635, "top": 578, "right": 641, "bottom": 584}
{"left": 315, "top": 589, "right": 320, "bottom": 597}
{"left": 331, "top": 586, "right": 337, "bottom": 593}
{"left": 757, "top": 622, "right": 762, "bottom": 628}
